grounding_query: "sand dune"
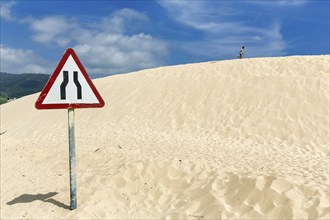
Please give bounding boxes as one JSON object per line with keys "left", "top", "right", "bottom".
{"left": 1, "top": 55, "right": 329, "bottom": 219}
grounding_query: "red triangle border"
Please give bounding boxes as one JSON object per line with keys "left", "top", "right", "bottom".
{"left": 35, "top": 48, "right": 105, "bottom": 109}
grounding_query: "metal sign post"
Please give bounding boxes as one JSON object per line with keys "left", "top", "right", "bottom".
{"left": 35, "top": 48, "right": 104, "bottom": 210}
{"left": 68, "top": 108, "right": 77, "bottom": 210}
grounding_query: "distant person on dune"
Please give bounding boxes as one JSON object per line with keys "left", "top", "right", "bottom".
{"left": 238, "top": 46, "right": 245, "bottom": 59}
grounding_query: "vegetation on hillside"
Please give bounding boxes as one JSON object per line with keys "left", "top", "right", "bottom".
{"left": 0, "top": 72, "right": 50, "bottom": 104}
{"left": 0, "top": 95, "right": 8, "bottom": 105}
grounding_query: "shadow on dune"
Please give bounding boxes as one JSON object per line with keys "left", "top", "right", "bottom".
{"left": 7, "top": 192, "right": 70, "bottom": 210}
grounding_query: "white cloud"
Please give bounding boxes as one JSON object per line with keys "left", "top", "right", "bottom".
{"left": 24, "top": 16, "right": 77, "bottom": 47}
{"left": 75, "top": 33, "right": 167, "bottom": 74}
{"left": 0, "top": 1, "right": 16, "bottom": 20}
{"left": 158, "top": 0, "right": 288, "bottom": 58}
{"left": 250, "top": 0, "right": 308, "bottom": 6}
{"left": 24, "top": 8, "right": 168, "bottom": 74}
{"left": 0, "top": 45, "right": 49, "bottom": 73}
{"left": 100, "top": 8, "right": 149, "bottom": 33}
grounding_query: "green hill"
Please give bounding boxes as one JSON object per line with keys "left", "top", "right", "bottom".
{"left": 0, "top": 95, "right": 8, "bottom": 105}
{"left": 0, "top": 72, "right": 50, "bottom": 104}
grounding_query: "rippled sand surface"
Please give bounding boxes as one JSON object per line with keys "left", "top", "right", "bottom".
{"left": 1, "top": 55, "right": 329, "bottom": 219}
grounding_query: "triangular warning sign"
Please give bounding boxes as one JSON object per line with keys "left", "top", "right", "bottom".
{"left": 35, "top": 48, "right": 105, "bottom": 109}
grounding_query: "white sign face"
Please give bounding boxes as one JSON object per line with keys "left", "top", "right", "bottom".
{"left": 35, "top": 48, "right": 104, "bottom": 109}
{"left": 43, "top": 55, "right": 98, "bottom": 104}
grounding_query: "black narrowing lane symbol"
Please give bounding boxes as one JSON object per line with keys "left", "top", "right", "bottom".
{"left": 73, "top": 71, "right": 82, "bottom": 99}
{"left": 60, "top": 71, "right": 69, "bottom": 100}
{"left": 60, "top": 71, "right": 83, "bottom": 100}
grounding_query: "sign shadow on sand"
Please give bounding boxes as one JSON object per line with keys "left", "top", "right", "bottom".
{"left": 6, "top": 192, "right": 70, "bottom": 210}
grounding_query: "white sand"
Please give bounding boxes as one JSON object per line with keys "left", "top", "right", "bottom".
{"left": 1, "top": 55, "right": 329, "bottom": 219}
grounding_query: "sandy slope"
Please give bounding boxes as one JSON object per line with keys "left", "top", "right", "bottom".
{"left": 1, "top": 55, "right": 329, "bottom": 219}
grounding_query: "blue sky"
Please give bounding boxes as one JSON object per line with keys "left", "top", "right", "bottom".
{"left": 0, "top": 0, "right": 329, "bottom": 76}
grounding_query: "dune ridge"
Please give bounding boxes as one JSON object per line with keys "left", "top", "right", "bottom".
{"left": 1, "top": 55, "right": 329, "bottom": 219}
